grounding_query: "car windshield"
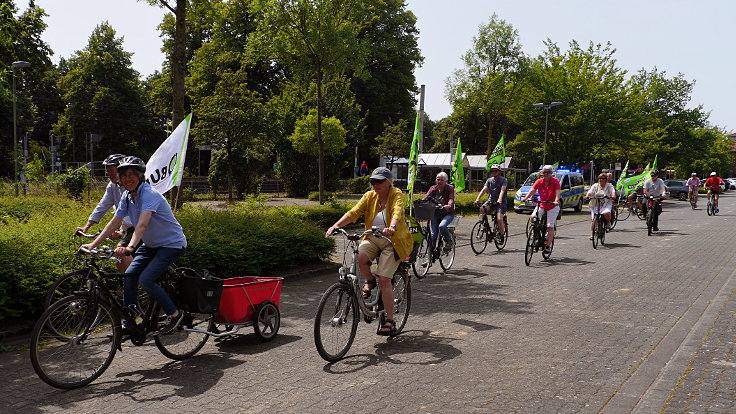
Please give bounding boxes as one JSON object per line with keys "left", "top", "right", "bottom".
{"left": 522, "top": 172, "right": 563, "bottom": 186}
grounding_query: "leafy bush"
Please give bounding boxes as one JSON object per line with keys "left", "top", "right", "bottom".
{"left": 346, "top": 176, "right": 370, "bottom": 194}
{"left": 0, "top": 196, "right": 336, "bottom": 322}
{"left": 56, "top": 167, "right": 91, "bottom": 199}
{"left": 307, "top": 191, "right": 337, "bottom": 201}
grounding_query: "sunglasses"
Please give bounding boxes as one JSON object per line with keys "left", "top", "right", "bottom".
{"left": 542, "top": 171, "right": 552, "bottom": 175}
{"left": 370, "top": 178, "right": 386, "bottom": 185}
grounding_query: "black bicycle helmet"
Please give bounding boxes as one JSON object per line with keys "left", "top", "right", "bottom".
{"left": 116, "top": 156, "right": 146, "bottom": 174}
{"left": 102, "top": 154, "right": 126, "bottom": 166}
{"left": 650, "top": 169, "right": 659, "bottom": 176}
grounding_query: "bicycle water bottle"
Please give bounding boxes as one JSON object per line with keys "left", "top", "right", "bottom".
{"left": 127, "top": 304, "right": 143, "bottom": 326}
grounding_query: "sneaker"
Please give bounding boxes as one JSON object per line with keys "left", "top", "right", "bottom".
{"left": 157, "top": 311, "right": 184, "bottom": 335}
{"left": 442, "top": 241, "right": 453, "bottom": 253}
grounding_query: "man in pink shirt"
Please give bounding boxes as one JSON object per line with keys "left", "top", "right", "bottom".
{"left": 686, "top": 173, "right": 700, "bottom": 206}
{"left": 521, "top": 165, "right": 561, "bottom": 247}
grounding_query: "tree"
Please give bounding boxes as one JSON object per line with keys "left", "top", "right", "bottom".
{"left": 192, "top": 71, "right": 271, "bottom": 202}
{"left": 289, "top": 109, "right": 346, "bottom": 156}
{"left": 54, "top": 22, "right": 158, "bottom": 163}
{"left": 446, "top": 13, "right": 528, "bottom": 155}
{"left": 252, "top": 0, "right": 368, "bottom": 204}
{"left": 373, "top": 118, "right": 410, "bottom": 164}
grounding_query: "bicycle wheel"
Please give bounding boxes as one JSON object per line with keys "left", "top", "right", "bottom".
{"left": 390, "top": 269, "right": 411, "bottom": 335}
{"left": 493, "top": 216, "right": 508, "bottom": 250}
{"left": 690, "top": 195, "right": 697, "bottom": 210}
{"left": 44, "top": 269, "right": 92, "bottom": 310}
{"left": 314, "top": 282, "right": 359, "bottom": 362}
{"left": 524, "top": 227, "right": 536, "bottom": 266}
{"left": 470, "top": 220, "right": 488, "bottom": 254}
{"left": 592, "top": 216, "right": 599, "bottom": 249}
{"left": 253, "top": 301, "right": 280, "bottom": 342}
{"left": 598, "top": 215, "right": 606, "bottom": 245}
{"left": 609, "top": 206, "right": 618, "bottom": 230}
{"left": 439, "top": 231, "right": 456, "bottom": 271}
{"left": 30, "top": 294, "right": 119, "bottom": 389}
{"left": 525, "top": 216, "right": 533, "bottom": 237}
{"left": 706, "top": 201, "right": 712, "bottom": 216}
{"left": 647, "top": 209, "right": 654, "bottom": 235}
{"left": 412, "top": 235, "right": 431, "bottom": 279}
{"left": 617, "top": 201, "right": 630, "bottom": 221}
{"left": 154, "top": 305, "right": 210, "bottom": 360}
{"left": 542, "top": 236, "right": 554, "bottom": 260}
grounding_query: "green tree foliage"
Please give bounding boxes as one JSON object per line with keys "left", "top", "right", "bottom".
{"left": 373, "top": 118, "right": 411, "bottom": 163}
{"left": 446, "top": 13, "right": 529, "bottom": 155}
{"left": 251, "top": 0, "right": 368, "bottom": 203}
{"left": 192, "top": 71, "right": 272, "bottom": 201}
{"left": 289, "top": 109, "right": 347, "bottom": 156}
{"left": 54, "top": 22, "right": 160, "bottom": 162}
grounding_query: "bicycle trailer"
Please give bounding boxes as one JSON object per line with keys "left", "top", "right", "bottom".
{"left": 214, "top": 276, "right": 283, "bottom": 324}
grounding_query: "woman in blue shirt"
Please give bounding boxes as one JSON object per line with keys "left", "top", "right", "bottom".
{"left": 82, "top": 156, "right": 187, "bottom": 335}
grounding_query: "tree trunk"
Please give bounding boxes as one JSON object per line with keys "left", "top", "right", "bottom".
{"left": 170, "top": 0, "right": 187, "bottom": 208}
{"left": 317, "top": 63, "right": 325, "bottom": 205}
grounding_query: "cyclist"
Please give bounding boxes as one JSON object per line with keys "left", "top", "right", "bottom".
{"left": 686, "top": 173, "right": 701, "bottom": 205}
{"left": 81, "top": 156, "right": 188, "bottom": 335}
{"left": 474, "top": 164, "right": 507, "bottom": 242}
{"left": 642, "top": 169, "right": 667, "bottom": 231}
{"left": 75, "top": 154, "right": 134, "bottom": 272}
{"left": 325, "top": 167, "right": 412, "bottom": 336}
{"left": 584, "top": 173, "right": 616, "bottom": 239}
{"left": 520, "top": 165, "right": 561, "bottom": 248}
{"left": 703, "top": 172, "right": 723, "bottom": 213}
{"left": 423, "top": 171, "right": 455, "bottom": 253}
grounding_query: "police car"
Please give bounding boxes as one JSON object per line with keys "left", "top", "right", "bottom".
{"left": 513, "top": 169, "right": 586, "bottom": 213}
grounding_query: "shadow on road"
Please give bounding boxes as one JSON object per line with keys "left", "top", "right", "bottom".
{"left": 321, "top": 329, "right": 462, "bottom": 373}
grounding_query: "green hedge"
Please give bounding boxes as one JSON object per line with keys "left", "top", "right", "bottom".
{"left": 0, "top": 197, "right": 336, "bottom": 322}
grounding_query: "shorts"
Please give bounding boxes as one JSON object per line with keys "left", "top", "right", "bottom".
{"left": 118, "top": 226, "right": 142, "bottom": 249}
{"left": 590, "top": 204, "right": 612, "bottom": 218}
{"left": 358, "top": 235, "right": 400, "bottom": 279}
{"left": 483, "top": 200, "right": 507, "bottom": 215}
{"left": 532, "top": 205, "right": 560, "bottom": 228}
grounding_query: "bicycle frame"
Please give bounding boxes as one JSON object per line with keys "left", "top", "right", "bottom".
{"left": 335, "top": 228, "right": 388, "bottom": 320}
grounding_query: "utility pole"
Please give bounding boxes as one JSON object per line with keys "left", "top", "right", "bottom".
{"left": 418, "top": 84, "right": 425, "bottom": 152}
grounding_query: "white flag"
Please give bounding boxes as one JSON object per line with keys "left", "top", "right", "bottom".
{"left": 145, "top": 114, "right": 192, "bottom": 194}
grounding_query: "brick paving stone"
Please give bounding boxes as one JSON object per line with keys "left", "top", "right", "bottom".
{"left": 1, "top": 196, "right": 735, "bottom": 413}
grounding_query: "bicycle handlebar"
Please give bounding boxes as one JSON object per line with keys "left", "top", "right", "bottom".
{"left": 76, "top": 245, "right": 115, "bottom": 259}
{"left": 75, "top": 230, "right": 102, "bottom": 239}
{"left": 330, "top": 226, "right": 393, "bottom": 244}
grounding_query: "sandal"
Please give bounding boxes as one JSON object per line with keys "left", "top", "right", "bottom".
{"left": 362, "top": 278, "right": 377, "bottom": 298}
{"left": 377, "top": 319, "right": 396, "bottom": 336}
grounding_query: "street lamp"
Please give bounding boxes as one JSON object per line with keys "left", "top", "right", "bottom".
{"left": 12, "top": 60, "right": 31, "bottom": 197}
{"left": 532, "top": 101, "right": 563, "bottom": 165}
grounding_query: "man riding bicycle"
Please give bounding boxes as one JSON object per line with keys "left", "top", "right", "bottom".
{"left": 642, "top": 169, "right": 667, "bottom": 231}
{"left": 520, "top": 165, "right": 561, "bottom": 247}
{"left": 474, "top": 164, "right": 507, "bottom": 242}
{"left": 584, "top": 173, "right": 616, "bottom": 239}
{"left": 703, "top": 172, "right": 723, "bottom": 213}
{"left": 81, "top": 156, "right": 188, "bottom": 335}
{"left": 686, "top": 172, "right": 701, "bottom": 205}
{"left": 423, "top": 172, "right": 456, "bottom": 253}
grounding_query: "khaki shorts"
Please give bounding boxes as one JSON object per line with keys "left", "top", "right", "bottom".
{"left": 358, "top": 235, "right": 400, "bottom": 279}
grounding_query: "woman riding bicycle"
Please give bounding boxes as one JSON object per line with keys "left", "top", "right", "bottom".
{"left": 423, "top": 172, "right": 455, "bottom": 253}
{"left": 81, "top": 156, "right": 187, "bottom": 335}
{"left": 474, "top": 163, "right": 507, "bottom": 241}
{"left": 520, "top": 165, "right": 561, "bottom": 247}
{"left": 584, "top": 173, "right": 616, "bottom": 239}
{"left": 325, "top": 167, "right": 412, "bottom": 336}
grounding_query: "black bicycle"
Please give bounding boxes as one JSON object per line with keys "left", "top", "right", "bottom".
{"left": 412, "top": 198, "right": 456, "bottom": 278}
{"left": 587, "top": 195, "right": 612, "bottom": 249}
{"left": 30, "top": 247, "right": 212, "bottom": 389}
{"left": 643, "top": 195, "right": 663, "bottom": 236}
{"left": 706, "top": 188, "right": 719, "bottom": 216}
{"left": 524, "top": 200, "right": 557, "bottom": 266}
{"left": 615, "top": 193, "right": 631, "bottom": 221}
{"left": 470, "top": 202, "right": 508, "bottom": 254}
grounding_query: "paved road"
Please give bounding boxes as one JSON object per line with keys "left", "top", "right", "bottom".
{"left": 2, "top": 194, "right": 735, "bottom": 413}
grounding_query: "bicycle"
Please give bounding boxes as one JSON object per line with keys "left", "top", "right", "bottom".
{"left": 470, "top": 202, "right": 508, "bottom": 254}
{"left": 411, "top": 198, "right": 457, "bottom": 278}
{"left": 688, "top": 189, "right": 698, "bottom": 209}
{"left": 30, "top": 247, "right": 212, "bottom": 389}
{"left": 643, "top": 195, "right": 663, "bottom": 236}
{"left": 587, "top": 195, "right": 612, "bottom": 249}
{"left": 524, "top": 200, "right": 557, "bottom": 266}
{"left": 314, "top": 227, "right": 411, "bottom": 362}
{"left": 706, "top": 188, "right": 719, "bottom": 216}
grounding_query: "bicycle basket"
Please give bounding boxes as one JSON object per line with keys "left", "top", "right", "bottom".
{"left": 177, "top": 268, "right": 224, "bottom": 314}
{"left": 413, "top": 199, "right": 437, "bottom": 221}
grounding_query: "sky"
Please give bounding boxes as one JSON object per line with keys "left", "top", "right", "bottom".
{"left": 29, "top": 0, "right": 736, "bottom": 132}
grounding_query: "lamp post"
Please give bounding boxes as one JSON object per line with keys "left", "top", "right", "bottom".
{"left": 12, "top": 61, "right": 31, "bottom": 196}
{"left": 532, "top": 101, "right": 563, "bottom": 166}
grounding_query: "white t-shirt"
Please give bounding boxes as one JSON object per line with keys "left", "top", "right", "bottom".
{"left": 371, "top": 208, "right": 387, "bottom": 230}
{"left": 586, "top": 182, "right": 615, "bottom": 208}
{"left": 644, "top": 178, "right": 666, "bottom": 197}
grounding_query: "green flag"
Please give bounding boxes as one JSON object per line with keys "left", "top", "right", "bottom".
{"left": 618, "top": 163, "right": 649, "bottom": 196}
{"left": 406, "top": 112, "right": 420, "bottom": 206}
{"left": 616, "top": 160, "right": 629, "bottom": 191}
{"left": 485, "top": 135, "right": 506, "bottom": 171}
{"left": 452, "top": 138, "right": 465, "bottom": 193}
{"left": 552, "top": 161, "right": 559, "bottom": 169}
{"left": 651, "top": 155, "right": 658, "bottom": 171}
